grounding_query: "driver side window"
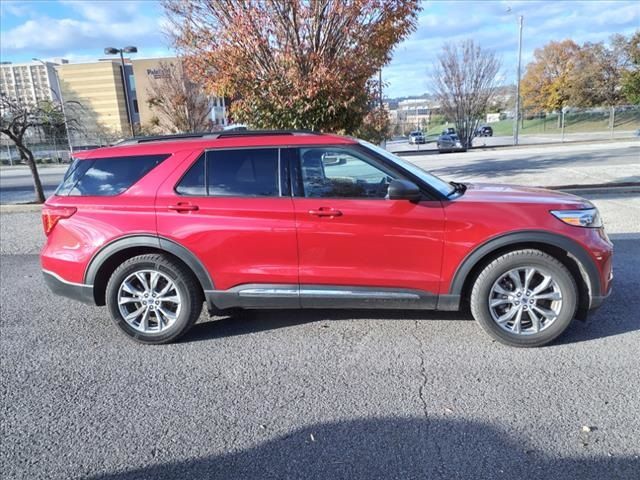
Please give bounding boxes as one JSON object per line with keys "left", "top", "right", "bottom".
{"left": 299, "top": 148, "right": 395, "bottom": 199}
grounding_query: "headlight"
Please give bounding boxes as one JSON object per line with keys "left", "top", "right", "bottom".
{"left": 550, "top": 208, "right": 603, "bottom": 228}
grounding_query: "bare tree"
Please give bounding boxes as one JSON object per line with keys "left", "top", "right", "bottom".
{"left": 433, "top": 40, "right": 501, "bottom": 148}
{"left": 1, "top": 94, "right": 81, "bottom": 203}
{"left": 145, "top": 60, "right": 213, "bottom": 134}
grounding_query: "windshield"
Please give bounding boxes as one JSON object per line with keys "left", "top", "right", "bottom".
{"left": 358, "top": 140, "right": 455, "bottom": 197}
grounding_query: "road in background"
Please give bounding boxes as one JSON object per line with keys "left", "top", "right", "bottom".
{"left": 387, "top": 130, "right": 639, "bottom": 153}
{"left": 1, "top": 191, "right": 639, "bottom": 479}
{"left": 0, "top": 165, "right": 68, "bottom": 204}
{"left": 409, "top": 140, "right": 640, "bottom": 188}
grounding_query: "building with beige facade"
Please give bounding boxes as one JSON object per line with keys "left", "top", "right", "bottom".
{"left": 56, "top": 60, "right": 131, "bottom": 139}
{"left": 131, "top": 57, "right": 226, "bottom": 130}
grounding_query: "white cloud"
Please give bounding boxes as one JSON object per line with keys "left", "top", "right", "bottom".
{"left": 0, "top": 0, "right": 168, "bottom": 56}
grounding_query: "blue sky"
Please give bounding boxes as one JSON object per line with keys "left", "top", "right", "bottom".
{"left": 1, "top": 0, "right": 638, "bottom": 98}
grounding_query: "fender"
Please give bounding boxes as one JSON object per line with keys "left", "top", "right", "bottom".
{"left": 84, "top": 234, "right": 214, "bottom": 291}
{"left": 438, "top": 230, "right": 601, "bottom": 310}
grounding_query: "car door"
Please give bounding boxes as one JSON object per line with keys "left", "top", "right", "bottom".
{"left": 156, "top": 147, "right": 298, "bottom": 302}
{"left": 290, "top": 145, "right": 445, "bottom": 308}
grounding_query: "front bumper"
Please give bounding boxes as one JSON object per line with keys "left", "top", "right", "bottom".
{"left": 43, "top": 270, "right": 95, "bottom": 305}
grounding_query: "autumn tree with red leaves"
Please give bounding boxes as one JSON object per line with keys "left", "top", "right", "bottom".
{"left": 162, "top": 0, "right": 420, "bottom": 139}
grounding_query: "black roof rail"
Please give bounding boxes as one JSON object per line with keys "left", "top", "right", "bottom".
{"left": 217, "top": 129, "right": 320, "bottom": 138}
{"left": 114, "top": 130, "right": 322, "bottom": 146}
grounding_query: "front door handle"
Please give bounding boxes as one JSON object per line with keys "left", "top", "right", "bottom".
{"left": 168, "top": 203, "right": 199, "bottom": 212}
{"left": 309, "top": 207, "right": 342, "bottom": 218}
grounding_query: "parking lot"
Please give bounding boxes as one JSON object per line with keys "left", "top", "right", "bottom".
{"left": 1, "top": 187, "right": 639, "bottom": 479}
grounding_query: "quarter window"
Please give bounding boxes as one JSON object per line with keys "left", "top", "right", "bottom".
{"left": 56, "top": 154, "right": 169, "bottom": 196}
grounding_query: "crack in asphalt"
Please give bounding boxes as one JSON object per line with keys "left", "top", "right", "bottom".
{"left": 411, "top": 320, "right": 445, "bottom": 476}
{"left": 413, "top": 325, "right": 429, "bottom": 420}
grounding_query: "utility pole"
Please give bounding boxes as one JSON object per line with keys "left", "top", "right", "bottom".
{"left": 514, "top": 15, "right": 523, "bottom": 146}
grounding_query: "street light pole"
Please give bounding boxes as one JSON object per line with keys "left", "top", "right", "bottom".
{"left": 33, "top": 58, "right": 73, "bottom": 156}
{"left": 104, "top": 46, "right": 137, "bottom": 137}
{"left": 514, "top": 15, "right": 523, "bottom": 146}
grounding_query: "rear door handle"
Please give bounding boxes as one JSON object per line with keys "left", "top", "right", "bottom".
{"left": 168, "top": 203, "right": 199, "bottom": 212}
{"left": 309, "top": 207, "right": 342, "bottom": 218}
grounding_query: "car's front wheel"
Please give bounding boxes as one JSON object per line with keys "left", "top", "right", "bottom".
{"left": 106, "top": 254, "right": 203, "bottom": 344}
{"left": 470, "top": 249, "right": 577, "bottom": 347}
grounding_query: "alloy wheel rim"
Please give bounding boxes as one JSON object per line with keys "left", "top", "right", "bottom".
{"left": 488, "top": 266, "right": 563, "bottom": 336}
{"left": 117, "top": 269, "right": 182, "bottom": 334}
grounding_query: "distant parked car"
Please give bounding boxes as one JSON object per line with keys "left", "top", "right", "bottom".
{"left": 476, "top": 125, "right": 493, "bottom": 137}
{"left": 437, "top": 132, "right": 466, "bottom": 153}
{"left": 408, "top": 130, "right": 426, "bottom": 144}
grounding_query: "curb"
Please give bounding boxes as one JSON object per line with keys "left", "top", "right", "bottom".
{"left": 549, "top": 183, "right": 640, "bottom": 196}
{"left": 0, "top": 204, "right": 42, "bottom": 213}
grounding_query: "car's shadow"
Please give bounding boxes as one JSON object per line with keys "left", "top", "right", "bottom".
{"left": 182, "top": 238, "right": 639, "bottom": 346}
{"left": 184, "top": 307, "right": 472, "bottom": 343}
{"left": 86, "top": 416, "right": 638, "bottom": 480}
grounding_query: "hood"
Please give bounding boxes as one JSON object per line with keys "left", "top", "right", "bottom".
{"left": 459, "top": 183, "right": 592, "bottom": 208}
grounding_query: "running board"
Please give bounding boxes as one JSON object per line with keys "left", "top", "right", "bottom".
{"left": 205, "top": 284, "right": 438, "bottom": 311}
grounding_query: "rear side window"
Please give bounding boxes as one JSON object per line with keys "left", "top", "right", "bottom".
{"left": 56, "top": 154, "right": 169, "bottom": 196}
{"left": 207, "top": 149, "right": 279, "bottom": 197}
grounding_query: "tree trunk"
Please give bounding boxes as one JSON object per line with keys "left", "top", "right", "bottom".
{"left": 19, "top": 146, "right": 46, "bottom": 203}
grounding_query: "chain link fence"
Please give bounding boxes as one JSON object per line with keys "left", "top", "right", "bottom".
{"left": 0, "top": 127, "right": 127, "bottom": 166}
{"left": 388, "top": 105, "right": 640, "bottom": 143}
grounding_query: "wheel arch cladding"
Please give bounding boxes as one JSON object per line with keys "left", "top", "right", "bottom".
{"left": 85, "top": 235, "right": 213, "bottom": 306}
{"left": 450, "top": 231, "right": 601, "bottom": 313}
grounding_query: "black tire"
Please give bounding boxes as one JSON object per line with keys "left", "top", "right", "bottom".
{"left": 470, "top": 249, "right": 577, "bottom": 347}
{"left": 106, "top": 254, "right": 203, "bottom": 344}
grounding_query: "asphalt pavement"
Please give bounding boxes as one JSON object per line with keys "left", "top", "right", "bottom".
{"left": 1, "top": 191, "right": 639, "bottom": 479}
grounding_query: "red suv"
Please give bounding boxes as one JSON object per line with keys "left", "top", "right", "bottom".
{"left": 41, "top": 131, "right": 613, "bottom": 347}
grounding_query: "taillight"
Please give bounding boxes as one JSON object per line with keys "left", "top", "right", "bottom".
{"left": 42, "top": 206, "right": 77, "bottom": 236}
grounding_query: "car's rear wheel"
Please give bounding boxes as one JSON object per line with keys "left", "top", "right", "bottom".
{"left": 106, "top": 254, "right": 203, "bottom": 344}
{"left": 470, "top": 249, "right": 577, "bottom": 347}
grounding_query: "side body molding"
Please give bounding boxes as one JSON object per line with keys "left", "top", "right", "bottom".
{"left": 84, "top": 235, "right": 214, "bottom": 291}
{"left": 440, "top": 230, "right": 602, "bottom": 310}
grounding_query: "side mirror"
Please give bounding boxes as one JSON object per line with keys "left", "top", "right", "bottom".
{"left": 388, "top": 179, "right": 421, "bottom": 202}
